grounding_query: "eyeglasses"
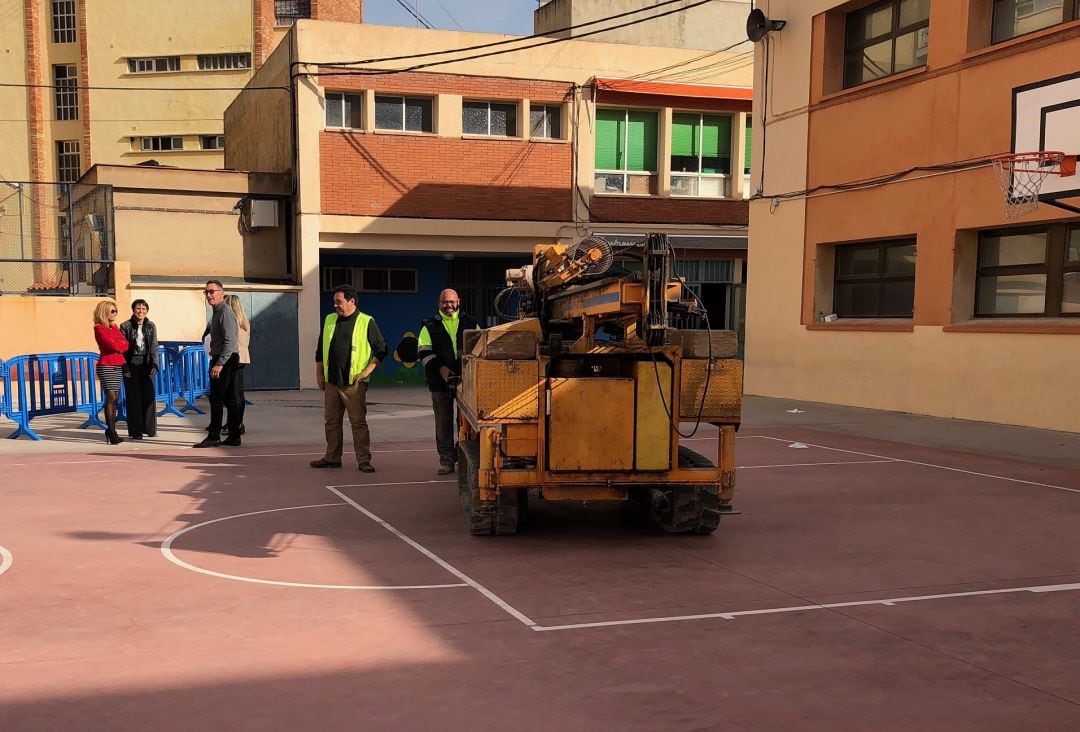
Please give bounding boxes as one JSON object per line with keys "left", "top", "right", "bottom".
{"left": 203, "top": 289, "right": 220, "bottom": 295}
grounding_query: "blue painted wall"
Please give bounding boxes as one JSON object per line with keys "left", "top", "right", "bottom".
{"left": 318, "top": 252, "right": 446, "bottom": 384}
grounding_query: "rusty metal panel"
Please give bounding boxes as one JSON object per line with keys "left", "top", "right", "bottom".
{"left": 548, "top": 377, "right": 634, "bottom": 471}
{"left": 503, "top": 423, "right": 538, "bottom": 457}
{"left": 679, "top": 358, "right": 743, "bottom": 422}
{"left": 471, "top": 360, "right": 540, "bottom": 420}
{"left": 634, "top": 361, "right": 671, "bottom": 470}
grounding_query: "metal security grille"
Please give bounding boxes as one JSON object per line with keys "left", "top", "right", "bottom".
{"left": 275, "top": 0, "right": 311, "bottom": 26}
{"left": 197, "top": 53, "right": 252, "bottom": 70}
{"left": 56, "top": 140, "right": 80, "bottom": 183}
{"left": 53, "top": 65, "right": 78, "bottom": 121}
{"left": 51, "top": 0, "right": 76, "bottom": 43}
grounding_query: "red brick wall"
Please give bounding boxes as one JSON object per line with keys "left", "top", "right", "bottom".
{"left": 312, "top": 0, "right": 362, "bottom": 23}
{"left": 595, "top": 90, "right": 751, "bottom": 114}
{"left": 589, "top": 196, "right": 748, "bottom": 226}
{"left": 317, "top": 69, "right": 574, "bottom": 103}
{"left": 252, "top": 0, "right": 275, "bottom": 69}
{"left": 320, "top": 132, "right": 573, "bottom": 220}
{"left": 77, "top": 0, "right": 91, "bottom": 169}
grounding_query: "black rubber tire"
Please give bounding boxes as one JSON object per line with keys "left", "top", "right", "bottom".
{"left": 629, "top": 447, "right": 722, "bottom": 534}
{"left": 457, "top": 440, "right": 521, "bottom": 536}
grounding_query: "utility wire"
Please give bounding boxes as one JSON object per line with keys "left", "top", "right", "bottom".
{"left": 431, "top": 0, "right": 465, "bottom": 30}
{"left": 302, "top": 0, "right": 713, "bottom": 78}
{"left": 303, "top": 0, "right": 695, "bottom": 67}
{"left": 392, "top": 0, "right": 435, "bottom": 29}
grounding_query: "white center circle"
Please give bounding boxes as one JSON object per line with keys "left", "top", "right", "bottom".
{"left": 160, "top": 503, "right": 466, "bottom": 591}
{"left": 0, "top": 545, "right": 12, "bottom": 577}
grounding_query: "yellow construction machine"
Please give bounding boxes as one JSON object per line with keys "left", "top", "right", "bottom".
{"left": 456, "top": 233, "right": 742, "bottom": 535}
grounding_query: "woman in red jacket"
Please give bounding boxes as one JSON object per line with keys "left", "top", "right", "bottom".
{"left": 93, "top": 300, "right": 129, "bottom": 445}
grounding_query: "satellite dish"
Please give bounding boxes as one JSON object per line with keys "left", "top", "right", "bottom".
{"left": 746, "top": 8, "right": 787, "bottom": 43}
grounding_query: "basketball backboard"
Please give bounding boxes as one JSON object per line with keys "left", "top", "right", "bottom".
{"left": 1012, "top": 71, "right": 1080, "bottom": 214}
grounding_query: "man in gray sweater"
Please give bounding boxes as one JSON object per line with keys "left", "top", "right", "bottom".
{"left": 194, "top": 280, "right": 242, "bottom": 448}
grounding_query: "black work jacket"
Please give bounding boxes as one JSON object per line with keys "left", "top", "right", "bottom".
{"left": 418, "top": 312, "right": 478, "bottom": 391}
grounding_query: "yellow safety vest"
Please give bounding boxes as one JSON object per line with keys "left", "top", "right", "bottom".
{"left": 321, "top": 312, "right": 373, "bottom": 383}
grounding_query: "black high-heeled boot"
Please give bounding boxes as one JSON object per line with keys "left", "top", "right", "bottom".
{"left": 106, "top": 429, "right": 124, "bottom": 445}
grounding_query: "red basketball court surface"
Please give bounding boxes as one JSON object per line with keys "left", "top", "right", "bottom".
{"left": 2, "top": 392, "right": 1079, "bottom": 730}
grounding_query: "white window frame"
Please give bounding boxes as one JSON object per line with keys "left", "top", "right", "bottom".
{"left": 670, "top": 112, "right": 734, "bottom": 199}
{"left": 593, "top": 108, "right": 658, "bottom": 196}
{"left": 138, "top": 136, "right": 184, "bottom": 152}
{"left": 529, "top": 104, "right": 562, "bottom": 139}
{"left": 275, "top": 0, "right": 311, "bottom": 27}
{"left": 51, "top": 0, "right": 76, "bottom": 43}
{"left": 127, "top": 56, "right": 181, "bottom": 74}
{"left": 200, "top": 135, "right": 224, "bottom": 150}
{"left": 197, "top": 53, "right": 251, "bottom": 71}
{"left": 462, "top": 100, "right": 518, "bottom": 137}
{"left": 325, "top": 91, "right": 363, "bottom": 130}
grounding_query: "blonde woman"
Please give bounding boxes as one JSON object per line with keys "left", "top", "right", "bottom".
{"left": 224, "top": 294, "right": 251, "bottom": 436}
{"left": 92, "top": 300, "right": 129, "bottom": 445}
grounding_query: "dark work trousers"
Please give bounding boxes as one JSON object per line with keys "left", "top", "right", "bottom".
{"left": 233, "top": 364, "right": 247, "bottom": 428}
{"left": 123, "top": 362, "right": 157, "bottom": 438}
{"left": 431, "top": 388, "right": 456, "bottom": 467}
{"left": 207, "top": 355, "right": 241, "bottom": 439}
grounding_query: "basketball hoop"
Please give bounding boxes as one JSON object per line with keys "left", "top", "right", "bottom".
{"left": 991, "top": 151, "right": 1077, "bottom": 218}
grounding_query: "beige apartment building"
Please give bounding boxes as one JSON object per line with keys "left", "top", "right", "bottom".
{"left": 0, "top": 0, "right": 362, "bottom": 186}
{"left": 744, "top": 0, "right": 1080, "bottom": 432}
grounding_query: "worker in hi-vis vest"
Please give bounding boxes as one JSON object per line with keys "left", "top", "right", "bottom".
{"left": 417, "top": 288, "right": 479, "bottom": 475}
{"left": 311, "top": 284, "right": 388, "bottom": 473}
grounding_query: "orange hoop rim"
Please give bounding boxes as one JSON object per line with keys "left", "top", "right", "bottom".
{"left": 991, "top": 151, "right": 1072, "bottom": 175}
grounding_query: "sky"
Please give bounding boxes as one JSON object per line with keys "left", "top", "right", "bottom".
{"left": 364, "top": 0, "right": 538, "bottom": 35}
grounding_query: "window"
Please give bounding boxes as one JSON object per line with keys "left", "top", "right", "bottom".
{"left": 54, "top": 65, "right": 78, "bottom": 121}
{"left": 137, "top": 136, "right": 184, "bottom": 151}
{"left": 833, "top": 239, "right": 916, "bottom": 317}
{"left": 530, "top": 104, "right": 562, "bottom": 139}
{"left": 670, "top": 113, "right": 733, "bottom": 198}
{"left": 594, "top": 108, "right": 659, "bottom": 195}
{"left": 201, "top": 135, "right": 224, "bottom": 150}
{"left": 275, "top": 0, "right": 311, "bottom": 26}
{"left": 976, "top": 225, "right": 1080, "bottom": 316}
{"left": 127, "top": 56, "right": 180, "bottom": 74}
{"left": 56, "top": 140, "right": 80, "bottom": 183}
{"left": 463, "top": 101, "right": 518, "bottom": 136}
{"left": 51, "top": 0, "right": 76, "bottom": 43}
{"left": 197, "top": 53, "right": 251, "bottom": 71}
{"left": 743, "top": 116, "right": 752, "bottom": 175}
{"left": 992, "top": 0, "right": 1079, "bottom": 42}
{"left": 374, "top": 95, "right": 434, "bottom": 133}
{"left": 321, "top": 267, "right": 352, "bottom": 292}
{"left": 844, "top": 0, "right": 930, "bottom": 88}
{"left": 325, "top": 92, "right": 362, "bottom": 129}
{"left": 359, "top": 268, "right": 417, "bottom": 293}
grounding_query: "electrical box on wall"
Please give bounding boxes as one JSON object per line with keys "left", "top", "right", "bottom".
{"left": 249, "top": 199, "right": 279, "bottom": 228}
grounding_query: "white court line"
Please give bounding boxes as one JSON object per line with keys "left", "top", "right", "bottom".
{"left": 0, "top": 545, "right": 12, "bottom": 576}
{"left": 328, "top": 479, "right": 457, "bottom": 489}
{"left": 748, "top": 435, "right": 1080, "bottom": 495}
{"left": 327, "top": 485, "right": 537, "bottom": 627}
{"left": 739, "top": 459, "right": 897, "bottom": 470}
{"left": 160, "top": 502, "right": 469, "bottom": 591}
{"left": 532, "top": 581, "right": 1080, "bottom": 632}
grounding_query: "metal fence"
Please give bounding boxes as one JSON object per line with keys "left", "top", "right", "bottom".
{"left": 0, "top": 181, "right": 114, "bottom": 296}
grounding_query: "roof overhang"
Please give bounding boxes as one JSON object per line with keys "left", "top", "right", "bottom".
{"left": 592, "top": 77, "right": 753, "bottom": 102}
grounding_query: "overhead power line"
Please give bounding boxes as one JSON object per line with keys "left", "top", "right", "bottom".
{"left": 392, "top": 0, "right": 435, "bottom": 29}
{"left": 302, "top": 0, "right": 715, "bottom": 78}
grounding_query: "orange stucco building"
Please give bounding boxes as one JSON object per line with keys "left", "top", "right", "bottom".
{"left": 746, "top": 0, "right": 1080, "bottom": 432}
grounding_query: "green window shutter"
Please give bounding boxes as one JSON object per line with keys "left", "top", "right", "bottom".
{"left": 700, "top": 114, "right": 732, "bottom": 174}
{"left": 595, "top": 108, "right": 624, "bottom": 170}
{"left": 670, "top": 113, "right": 699, "bottom": 158}
{"left": 626, "top": 110, "right": 658, "bottom": 172}
{"left": 744, "top": 117, "right": 753, "bottom": 174}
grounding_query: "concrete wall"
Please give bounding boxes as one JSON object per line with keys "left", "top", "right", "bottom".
{"left": 534, "top": 0, "right": 752, "bottom": 50}
{"left": 224, "top": 36, "right": 294, "bottom": 174}
{"left": 745, "top": 0, "right": 1080, "bottom": 432}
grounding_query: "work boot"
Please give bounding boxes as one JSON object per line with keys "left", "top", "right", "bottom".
{"left": 358, "top": 464, "right": 376, "bottom": 473}
{"left": 437, "top": 463, "right": 455, "bottom": 475}
{"left": 310, "top": 458, "right": 342, "bottom": 469}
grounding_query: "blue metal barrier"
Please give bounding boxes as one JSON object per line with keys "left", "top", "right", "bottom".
{"left": 2, "top": 345, "right": 213, "bottom": 440}
{"left": 3, "top": 352, "right": 105, "bottom": 440}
